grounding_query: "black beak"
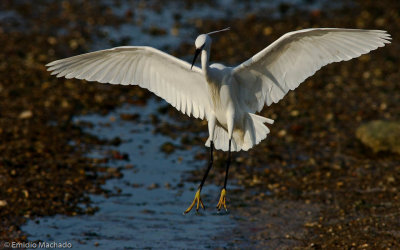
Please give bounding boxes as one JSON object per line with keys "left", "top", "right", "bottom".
{"left": 191, "top": 48, "right": 201, "bottom": 70}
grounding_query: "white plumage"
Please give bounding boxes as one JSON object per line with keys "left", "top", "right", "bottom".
{"left": 47, "top": 28, "right": 391, "bottom": 152}
{"left": 48, "top": 46, "right": 210, "bottom": 120}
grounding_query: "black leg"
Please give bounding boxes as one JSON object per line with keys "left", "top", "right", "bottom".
{"left": 223, "top": 139, "right": 231, "bottom": 189}
{"left": 184, "top": 141, "right": 214, "bottom": 214}
{"left": 217, "top": 139, "right": 231, "bottom": 211}
{"left": 199, "top": 141, "right": 214, "bottom": 191}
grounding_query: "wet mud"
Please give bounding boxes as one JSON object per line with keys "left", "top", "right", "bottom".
{"left": 1, "top": 0, "right": 400, "bottom": 248}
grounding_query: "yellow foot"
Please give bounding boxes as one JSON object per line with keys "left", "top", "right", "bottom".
{"left": 216, "top": 188, "right": 227, "bottom": 211}
{"left": 184, "top": 189, "right": 205, "bottom": 214}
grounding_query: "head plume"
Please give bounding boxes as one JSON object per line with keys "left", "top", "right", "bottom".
{"left": 207, "top": 27, "right": 230, "bottom": 35}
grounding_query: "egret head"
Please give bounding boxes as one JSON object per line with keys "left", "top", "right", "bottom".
{"left": 195, "top": 34, "right": 209, "bottom": 49}
{"left": 191, "top": 27, "right": 230, "bottom": 69}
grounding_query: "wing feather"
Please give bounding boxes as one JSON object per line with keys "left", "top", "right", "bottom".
{"left": 232, "top": 28, "right": 391, "bottom": 112}
{"left": 47, "top": 46, "right": 210, "bottom": 119}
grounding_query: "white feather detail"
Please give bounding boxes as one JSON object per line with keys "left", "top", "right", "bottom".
{"left": 232, "top": 28, "right": 391, "bottom": 113}
{"left": 46, "top": 46, "right": 211, "bottom": 120}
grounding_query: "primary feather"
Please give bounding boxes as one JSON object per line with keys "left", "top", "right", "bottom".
{"left": 232, "top": 28, "right": 391, "bottom": 113}
{"left": 47, "top": 46, "right": 211, "bottom": 120}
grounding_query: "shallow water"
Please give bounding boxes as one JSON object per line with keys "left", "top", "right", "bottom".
{"left": 21, "top": 0, "right": 341, "bottom": 248}
{"left": 94, "top": 0, "right": 337, "bottom": 51}
{"left": 24, "top": 99, "right": 238, "bottom": 249}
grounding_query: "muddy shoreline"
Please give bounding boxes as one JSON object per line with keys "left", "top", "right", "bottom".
{"left": 1, "top": 0, "right": 400, "bottom": 248}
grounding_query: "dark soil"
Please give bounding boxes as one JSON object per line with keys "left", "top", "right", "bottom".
{"left": 202, "top": 1, "right": 400, "bottom": 248}
{"left": 171, "top": 0, "right": 400, "bottom": 248}
{"left": 1, "top": 0, "right": 399, "bottom": 248}
{"left": 0, "top": 0, "right": 148, "bottom": 241}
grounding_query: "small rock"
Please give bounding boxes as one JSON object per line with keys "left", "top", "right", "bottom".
{"left": 147, "top": 183, "right": 159, "bottom": 190}
{"left": 47, "top": 36, "right": 57, "bottom": 45}
{"left": 19, "top": 110, "right": 33, "bottom": 119}
{"left": 22, "top": 190, "right": 29, "bottom": 198}
{"left": 141, "top": 209, "right": 155, "bottom": 214}
{"left": 110, "top": 150, "right": 129, "bottom": 160}
{"left": 160, "top": 142, "right": 176, "bottom": 154}
{"left": 356, "top": 120, "right": 400, "bottom": 154}
{"left": 131, "top": 183, "right": 143, "bottom": 188}
{"left": 124, "top": 164, "right": 134, "bottom": 169}
{"left": 290, "top": 110, "right": 299, "bottom": 117}
{"left": 263, "top": 26, "right": 273, "bottom": 36}
{"left": 148, "top": 26, "right": 167, "bottom": 36}
{"left": 304, "top": 221, "right": 318, "bottom": 227}
{"left": 278, "top": 129, "right": 287, "bottom": 137}
{"left": 120, "top": 113, "right": 140, "bottom": 121}
{"left": 0, "top": 200, "right": 7, "bottom": 207}
{"left": 106, "top": 168, "right": 117, "bottom": 173}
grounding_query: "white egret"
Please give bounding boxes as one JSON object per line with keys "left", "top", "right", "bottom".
{"left": 46, "top": 27, "right": 391, "bottom": 214}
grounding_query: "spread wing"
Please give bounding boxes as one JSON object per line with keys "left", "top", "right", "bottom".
{"left": 232, "top": 28, "right": 391, "bottom": 112}
{"left": 47, "top": 46, "right": 211, "bottom": 119}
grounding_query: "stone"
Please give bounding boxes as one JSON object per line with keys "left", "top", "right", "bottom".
{"left": 356, "top": 120, "right": 400, "bottom": 154}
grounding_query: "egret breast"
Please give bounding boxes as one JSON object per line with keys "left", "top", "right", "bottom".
{"left": 207, "top": 65, "right": 236, "bottom": 128}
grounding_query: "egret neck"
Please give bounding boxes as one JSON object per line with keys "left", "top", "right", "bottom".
{"left": 201, "top": 41, "right": 211, "bottom": 77}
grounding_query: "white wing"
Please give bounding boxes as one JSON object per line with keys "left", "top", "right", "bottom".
{"left": 47, "top": 46, "right": 211, "bottom": 119}
{"left": 232, "top": 28, "right": 391, "bottom": 112}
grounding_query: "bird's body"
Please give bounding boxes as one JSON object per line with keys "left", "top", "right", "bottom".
{"left": 47, "top": 27, "right": 391, "bottom": 213}
{"left": 202, "top": 62, "right": 274, "bottom": 152}
{"left": 191, "top": 32, "right": 276, "bottom": 152}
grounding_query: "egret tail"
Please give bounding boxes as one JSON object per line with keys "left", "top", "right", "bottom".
{"left": 205, "top": 113, "right": 274, "bottom": 152}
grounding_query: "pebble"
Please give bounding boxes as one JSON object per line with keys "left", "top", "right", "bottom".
{"left": 18, "top": 110, "right": 33, "bottom": 119}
